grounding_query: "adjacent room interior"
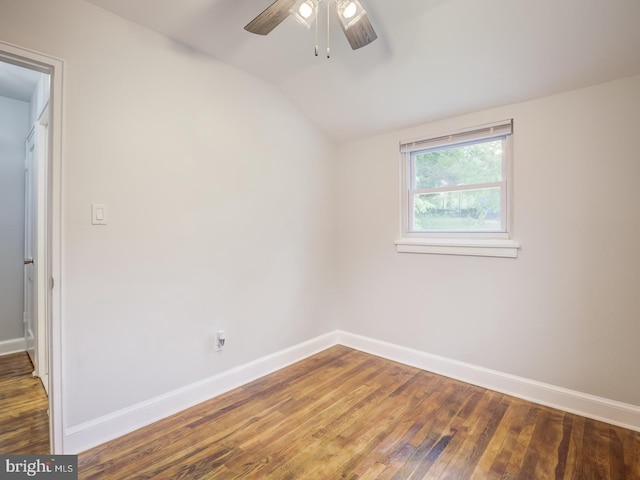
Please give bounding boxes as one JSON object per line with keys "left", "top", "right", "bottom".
{"left": 0, "top": 0, "right": 639, "bottom": 477}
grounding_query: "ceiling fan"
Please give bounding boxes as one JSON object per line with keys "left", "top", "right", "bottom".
{"left": 244, "top": 0, "right": 378, "bottom": 54}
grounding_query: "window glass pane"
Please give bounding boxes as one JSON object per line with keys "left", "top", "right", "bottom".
{"left": 413, "top": 187, "right": 502, "bottom": 232}
{"left": 414, "top": 139, "right": 503, "bottom": 189}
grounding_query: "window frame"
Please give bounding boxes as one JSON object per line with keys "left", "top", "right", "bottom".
{"left": 396, "top": 120, "right": 520, "bottom": 258}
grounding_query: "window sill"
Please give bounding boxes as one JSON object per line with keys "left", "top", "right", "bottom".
{"left": 395, "top": 237, "right": 520, "bottom": 258}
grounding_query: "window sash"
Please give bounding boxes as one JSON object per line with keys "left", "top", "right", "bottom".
{"left": 410, "top": 181, "right": 505, "bottom": 195}
{"left": 408, "top": 185, "right": 507, "bottom": 233}
{"left": 403, "top": 124, "right": 512, "bottom": 235}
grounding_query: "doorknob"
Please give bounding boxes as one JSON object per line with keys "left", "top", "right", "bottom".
{"left": 24, "top": 258, "right": 34, "bottom": 265}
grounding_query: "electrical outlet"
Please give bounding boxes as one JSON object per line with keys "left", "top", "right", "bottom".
{"left": 214, "top": 330, "right": 226, "bottom": 352}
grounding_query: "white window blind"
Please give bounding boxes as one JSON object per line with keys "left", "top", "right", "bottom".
{"left": 400, "top": 119, "right": 513, "bottom": 154}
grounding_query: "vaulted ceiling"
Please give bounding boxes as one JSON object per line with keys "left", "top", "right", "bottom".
{"left": 84, "top": 0, "right": 640, "bottom": 143}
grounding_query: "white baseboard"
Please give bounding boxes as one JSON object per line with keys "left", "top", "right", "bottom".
{"left": 64, "top": 329, "right": 640, "bottom": 454}
{"left": 63, "top": 331, "right": 339, "bottom": 454}
{"left": 337, "top": 330, "right": 640, "bottom": 433}
{"left": 0, "top": 337, "right": 26, "bottom": 356}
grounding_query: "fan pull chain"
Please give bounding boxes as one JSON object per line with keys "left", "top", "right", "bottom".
{"left": 315, "top": 7, "right": 319, "bottom": 56}
{"left": 326, "top": 0, "right": 331, "bottom": 58}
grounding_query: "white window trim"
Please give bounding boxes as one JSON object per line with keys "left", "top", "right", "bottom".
{"left": 395, "top": 237, "right": 520, "bottom": 258}
{"left": 396, "top": 120, "right": 520, "bottom": 258}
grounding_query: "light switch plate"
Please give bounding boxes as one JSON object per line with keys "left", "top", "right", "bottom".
{"left": 92, "top": 204, "right": 107, "bottom": 225}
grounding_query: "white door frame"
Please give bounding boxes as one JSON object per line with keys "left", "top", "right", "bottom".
{"left": 0, "top": 41, "right": 64, "bottom": 454}
{"left": 36, "top": 112, "right": 50, "bottom": 394}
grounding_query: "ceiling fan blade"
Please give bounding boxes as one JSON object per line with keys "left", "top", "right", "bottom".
{"left": 339, "top": 14, "right": 378, "bottom": 50}
{"left": 245, "top": 0, "right": 297, "bottom": 35}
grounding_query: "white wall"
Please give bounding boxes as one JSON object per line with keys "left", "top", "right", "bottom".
{"left": 336, "top": 75, "right": 640, "bottom": 406}
{"left": 0, "top": 95, "right": 30, "bottom": 343}
{"left": 0, "top": 0, "right": 338, "bottom": 429}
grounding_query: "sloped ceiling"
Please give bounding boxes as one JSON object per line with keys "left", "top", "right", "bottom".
{"left": 84, "top": 0, "right": 640, "bottom": 143}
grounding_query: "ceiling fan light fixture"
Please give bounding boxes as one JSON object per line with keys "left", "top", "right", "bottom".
{"left": 290, "top": 0, "right": 319, "bottom": 29}
{"left": 245, "top": 0, "right": 378, "bottom": 52}
{"left": 342, "top": 2, "right": 357, "bottom": 19}
{"left": 334, "top": 0, "right": 366, "bottom": 30}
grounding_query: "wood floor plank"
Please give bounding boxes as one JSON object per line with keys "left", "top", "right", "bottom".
{"left": 534, "top": 408, "right": 565, "bottom": 479}
{"left": 469, "top": 399, "right": 527, "bottom": 480}
{"left": 610, "top": 426, "right": 628, "bottom": 480}
{"left": 500, "top": 405, "right": 541, "bottom": 479}
{"left": 623, "top": 423, "right": 640, "bottom": 479}
{"left": 553, "top": 411, "right": 573, "bottom": 479}
{"left": 567, "top": 414, "right": 587, "bottom": 480}
{"left": 581, "top": 418, "right": 606, "bottom": 479}
{"left": 77, "top": 346, "right": 640, "bottom": 479}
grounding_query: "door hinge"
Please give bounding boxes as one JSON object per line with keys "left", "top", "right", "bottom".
{"left": 50, "top": 277, "right": 54, "bottom": 290}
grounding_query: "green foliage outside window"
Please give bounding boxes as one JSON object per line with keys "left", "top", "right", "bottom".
{"left": 413, "top": 140, "right": 503, "bottom": 231}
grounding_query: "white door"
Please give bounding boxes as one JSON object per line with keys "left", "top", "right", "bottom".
{"left": 24, "top": 122, "right": 49, "bottom": 394}
{"left": 24, "top": 129, "right": 37, "bottom": 368}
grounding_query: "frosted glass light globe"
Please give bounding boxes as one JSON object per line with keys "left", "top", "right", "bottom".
{"left": 342, "top": 2, "right": 357, "bottom": 19}
{"left": 299, "top": 2, "right": 314, "bottom": 18}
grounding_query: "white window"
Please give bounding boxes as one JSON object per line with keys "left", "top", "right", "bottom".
{"left": 396, "top": 120, "right": 520, "bottom": 257}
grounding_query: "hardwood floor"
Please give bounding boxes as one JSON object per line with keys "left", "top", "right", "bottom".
{"left": 79, "top": 346, "right": 640, "bottom": 479}
{"left": 0, "top": 352, "right": 49, "bottom": 454}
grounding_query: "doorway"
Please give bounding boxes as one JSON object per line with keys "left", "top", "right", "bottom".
{"left": 0, "top": 42, "right": 63, "bottom": 454}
